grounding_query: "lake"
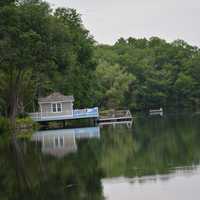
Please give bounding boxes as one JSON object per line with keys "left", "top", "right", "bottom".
{"left": 1, "top": 113, "right": 200, "bottom": 199}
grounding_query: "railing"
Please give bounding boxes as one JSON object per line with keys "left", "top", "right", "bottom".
{"left": 100, "top": 109, "right": 132, "bottom": 119}
{"left": 29, "top": 107, "right": 99, "bottom": 121}
{"left": 29, "top": 112, "right": 42, "bottom": 121}
{"left": 73, "top": 107, "right": 99, "bottom": 117}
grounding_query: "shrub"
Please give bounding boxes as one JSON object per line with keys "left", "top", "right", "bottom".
{"left": 16, "top": 117, "right": 37, "bottom": 130}
{"left": 0, "top": 117, "right": 10, "bottom": 135}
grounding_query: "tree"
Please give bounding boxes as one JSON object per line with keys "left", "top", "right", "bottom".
{"left": 53, "top": 7, "right": 97, "bottom": 108}
{"left": 95, "top": 61, "right": 135, "bottom": 108}
{"left": 0, "top": 1, "right": 97, "bottom": 127}
{"left": 96, "top": 37, "right": 200, "bottom": 110}
{"left": 0, "top": 0, "right": 16, "bottom": 7}
{"left": 0, "top": 1, "right": 54, "bottom": 125}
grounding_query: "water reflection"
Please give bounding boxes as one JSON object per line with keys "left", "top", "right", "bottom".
{"left": 1, "top": 114, "right": 200, "bottom": 199}
{"left": 32, "top": 127, "right": 100, "bottom": 158}
{"left": 0, "top": 127, "right": 104, "bottom": 200}
{"left": 101, "top": 114, "right": 200, "bottom": 200}
{"left": 103, "top": 165, "right": 199, "bottom": 185}
{"left": 99, "top": 120, "right": 133, "bottom": 128}
{"left": 103, "top": 166, "right": 200, "bottom": 200}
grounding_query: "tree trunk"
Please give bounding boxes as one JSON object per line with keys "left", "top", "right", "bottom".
{"left": 9, "top": 90, "right": 18, "bottom": 134}
{"left": 8, "top": 70, "right": 21, "bottom": 134}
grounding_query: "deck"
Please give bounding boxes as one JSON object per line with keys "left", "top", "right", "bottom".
{"left": 29, "top": 107, "right": 99, "bottom": 122}
{"left": 99, "top": 110, "right": 132, "bottom": 123}
{"left": 29, "top": 108, "right": 133, "bottom": 124}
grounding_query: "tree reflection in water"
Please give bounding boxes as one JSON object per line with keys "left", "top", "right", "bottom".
{"left": 101, "top": 114, "right": 200, "bottom": 179}
{"left": 0, "top": 127, "right": 104, "bottom": 200}
{"left": 1, "top": 114, "right": 200, "bottom": 199}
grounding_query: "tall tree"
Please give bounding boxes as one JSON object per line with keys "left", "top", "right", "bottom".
{"left": 0, "top": 0, "right": 98, "bottom": 127}
{"left": 95, "top": 61, "right": 135, "bottom": 108}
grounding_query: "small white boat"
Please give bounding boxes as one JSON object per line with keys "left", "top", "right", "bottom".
{"left": 149, "top": 108, "right": 163, "bottom": 116}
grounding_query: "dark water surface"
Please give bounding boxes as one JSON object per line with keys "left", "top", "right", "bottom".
{"left": 1, "top": 113, "right": 200, "bottom": 199}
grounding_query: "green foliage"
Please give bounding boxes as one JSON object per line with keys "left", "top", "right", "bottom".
{"left": 95, "top": 62, "right": 135, "bottom": 108}
{"left": 15, "top": 117, "right": 37, "bottom": 139}
{"left": 16, "top": 116, "right": 36, "bottom": 128}
{"left": 96, "top": 37, "right": 200, "bottom": 110}
{"left": 0, "top": 0, "right": 96, "bottom": 121}
{"left": 0, "top": 0, "right": 16, "bottom": 7}
{"left": 0, "top": 117, "right": 10, "bottom": 135}
{"left": 1, "top": 0, "right": 200, "bottom": 118}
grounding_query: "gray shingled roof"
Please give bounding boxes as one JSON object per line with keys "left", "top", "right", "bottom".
{"left": 39, "top": 92, "right": 74, "bottom": 103}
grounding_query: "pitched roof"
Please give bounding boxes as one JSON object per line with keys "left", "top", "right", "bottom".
{"left": 39, "top": 92, "right": 74, "bottom": 103}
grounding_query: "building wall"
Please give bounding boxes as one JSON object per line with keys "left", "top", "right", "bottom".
{"left": 62, "top": 102, "right": 73, "bottom": 115}
{"left": 40, "top": 102, "right": 73, "bottom": 117}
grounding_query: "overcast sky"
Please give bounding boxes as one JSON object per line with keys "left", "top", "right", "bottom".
{"left": 47, "top": 0, "right": 200, "bottom": 46}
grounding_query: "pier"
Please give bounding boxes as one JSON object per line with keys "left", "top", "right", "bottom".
{"left": 28, "top": 92, "right": 132, "bottom": 124}
{"left": 99, "top": 110, "right": 132, "bottom": 123}
{"left": 29, "top": 107, "right": 99, "bottom": 122}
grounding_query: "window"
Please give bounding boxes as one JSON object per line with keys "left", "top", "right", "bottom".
{"left": 52, "top": 103, "right": 57, "bottom": 112}
{"left": 57, "top": 103, "right": 62, "bottom": 112}
{"left": 52, "top": 103, "right": 62, "bottom": 112}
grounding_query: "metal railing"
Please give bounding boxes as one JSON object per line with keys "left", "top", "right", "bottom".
{"left": 73, "top": 107, "right": 99, "bottom": 117}
{"left": 29, "top": 112, "right": 41, "bottom": 121}
{"left": 100, "top": 109, "right": 132, "bottom": 119}
{"left": 29, "top": 107, "right": 99, "bottom": 121}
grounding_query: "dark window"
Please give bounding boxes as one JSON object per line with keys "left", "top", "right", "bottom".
{"left": 52, "top": 103, "right": 62, "bottom": 112}
{"left": 52, "top": 104, "right": 57, "bottom": 112}
{"left": 57, "top": 103, "right": 62, "bottom": 112}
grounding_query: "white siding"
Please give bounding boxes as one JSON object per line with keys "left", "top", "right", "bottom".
{"left": 40, "top": 101, "right": 73, "bottom": 117}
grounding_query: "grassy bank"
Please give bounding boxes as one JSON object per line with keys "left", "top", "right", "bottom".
{"left": 0, "top": 116, "right": 37, "bottom": 139}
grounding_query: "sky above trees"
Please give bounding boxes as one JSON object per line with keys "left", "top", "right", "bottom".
{"left": 47, "top": 0, "right": 200, "bottom": 46}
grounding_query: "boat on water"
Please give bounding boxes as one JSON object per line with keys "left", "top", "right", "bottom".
{"left": 149, "top": 108, "right": 163, "bottom": 116}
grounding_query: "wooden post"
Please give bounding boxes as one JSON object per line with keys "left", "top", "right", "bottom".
{"left": 93, "top": 119, "right": 96, "bottom": 126}
{"left": 63, "top": 120, "right": 66, "bottom": 128}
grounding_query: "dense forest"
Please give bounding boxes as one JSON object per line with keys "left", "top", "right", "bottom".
{"left": 0, "top": 0, "right": 97, "bottom": 121}
{"left": 1, "top": 0, "right": 200, "bottom": 122}
{"left": 95, "top": 39, "right": 200, "bottom": 110}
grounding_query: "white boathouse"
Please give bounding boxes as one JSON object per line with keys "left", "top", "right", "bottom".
{"left": 29, "top": 92, "right": 99, "bottom": 122}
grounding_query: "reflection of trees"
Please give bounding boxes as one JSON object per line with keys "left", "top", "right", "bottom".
{"left": 100, "top": 115, "right": 200, "bottom": 178}
{"left": 131, "top": 115, "right": 200, "bottom": 176}
{"left": 1, "top": 114, "right": 200, "bottom": 198}
{"left": 0, "top": 134, "right": 104, "bottom": 200}
{"left": 100, "top": 125, "right": 135, "bottom": 177}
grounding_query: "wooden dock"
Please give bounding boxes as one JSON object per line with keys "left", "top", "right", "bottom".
{"left": 99, "top": 110, "right": 132, "bottom": 123}
{"left": 30, "top": 108, "right": 133, "bottom": 125}
{"left": 29, "top": 107, "right": 99, "bottom": 122}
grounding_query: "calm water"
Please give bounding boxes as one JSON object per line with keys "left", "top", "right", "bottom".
{"left": 1, "top": 113, "right": 200, "bottom": 199}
